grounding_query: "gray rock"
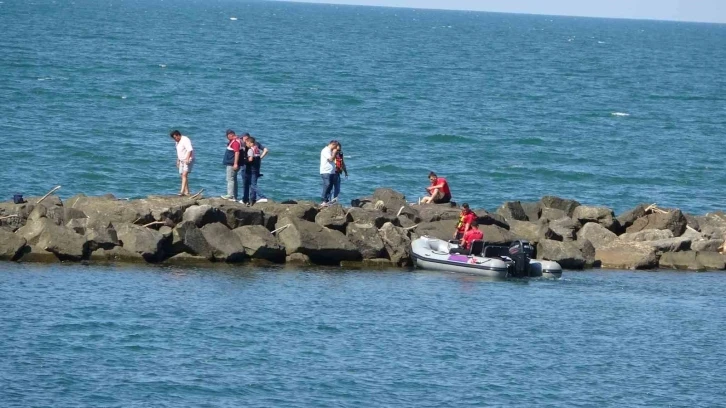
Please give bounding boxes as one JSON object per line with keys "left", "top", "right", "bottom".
{"left": 346, "top": 207, "right": 398, "bottom": 229}
{"left": 36, "top": 225, "right": 90, "bottom": 261}
{"left": 520, "top": 201, "right": 541, "bottom": 222}
{"left": 346, "top": 222, "right": 386, "bottom": 259}
{"left": 17, "top": 218, "right": 60, "bottom": 246}
{"left": 0, "top": 201, "right": 35, "bottom": 231}
{"left": 472, "top": 210, "right": 510, "bottom": 230}
{"left": 577, "top": 239, "right": 597, "bottom": 267}
{"left": 481, "top": 224, "right": 517, "bottom": 245}
{"left": 692, "top": 239, "right": 724, "bottom": 253}
{"left": 659, "top": 251, "right": 725, "bottom": 271}
{"left": 396, "top": 215, "right": 416, "bottom": 229}
{"left": 165, "top": 252, "right": 213, "bottom": 265}
{"left": 315, "top": 205, "right": 349, "bottom": 233}
{"left": 578, "top": 222, "right": 617, "bottom": 249}
{"left": 255, "top": 202, "right": 319, "bottom": 223}
{"left": 84, "top": 221, "right": 119, "bottom": 251}
{"left": 684, "top": 213, "right": 701, "bottom": 231}
{"left": 548, "top": 217, "right": 580, "bottom": 242}
{"left": 372, "top": 188, "right": 409, "bottom": 216}
{"left": 275, "top": 217, "right": 360, "bottom": 265}
{"left": 413, "top": 205, "right": 461, "bottom": 223}
{"left": 696, "top": 213, "right": 726, "bottom": 240}
{"left": 615, "top": 204, "right": 647, "bottom": 232}
{"left": 114, "top": 223, "right": 168, "bottom": 262}
{"left": 0, "top": 230, "right": 27, "bottom": 261}
{"left": 233, "top": 225, "right": 285, "bottom": 262}
{"left": 572, "top": 205, "right": 618, "bottom": 231}
{"left": 379, "top": 222, "right": 412, "bottom": 266}
{"left": 414, "top": 219, "right": 458, "bottom": 241}
{"left": 198, "top": 198, "right": 264, "bottom": 229}
{"left": 619, "top": 229, "right": 674, "bottom": 242}
{"left": 646, "top": 237, "right": 691, "bottom": 253}
{"left": 595, "top": 241, "right": 659, "bottom": 270}
{"left": 508, "top": 220, "right": 540, "bottom": 243}
{"left": 540, "top": 207, "right": 568, "bottom": 222}
{"left": 540, "top": 196, "right": 581, "bottom": 217}
{"left": 626, "top": 210, "right": 688, "bottom": 237}
{"left": 89, "top": 246, "right": 146, "bottom": 263}
{"left": 496, "top": 201, "right": 528, "bottom": 222}
{"left": 67, "top": 195, "right": 154, "bottom": 225}
{"left": 171, "top": 221, "right": 214, "bottom": 260}
{"left": 536, "top": 240, "right": 586, "bottom": 269}
{"left": 200, "top": 222, "right": 246, "bottom": 262}
{"left": 17, "top": 246, "right": 60, "bottom": 263}
{"left": 182, "top": 205, "right": 226, "bottom": 228}
{"left": 286, "top": 253, "right": 312, "bottom": 264}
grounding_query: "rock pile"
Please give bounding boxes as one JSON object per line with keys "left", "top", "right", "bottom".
{"left": 1, "top": 189, "right": 725, "bottom": 271}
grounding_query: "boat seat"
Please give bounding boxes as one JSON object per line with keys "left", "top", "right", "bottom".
{"left": 468, "top": 240, "right": 484, "bottom": 256}
{"left": 483, "top": 244, "right": 511, "bottom": 258}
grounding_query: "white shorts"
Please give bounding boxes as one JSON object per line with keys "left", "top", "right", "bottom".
{"left": 178, "top": 161, "right": 193, "bottom": 174}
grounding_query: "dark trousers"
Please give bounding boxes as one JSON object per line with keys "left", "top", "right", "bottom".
{"left": 321, "top": 173, "right": 336, "bottom": 202}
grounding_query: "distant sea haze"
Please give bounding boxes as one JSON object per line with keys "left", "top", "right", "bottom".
{"left": 1, "top": 0, "right": 724, "bottom": 214}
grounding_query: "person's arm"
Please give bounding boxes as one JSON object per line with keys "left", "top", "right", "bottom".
{"left": 233, "top": 151, "right": 239, "bottom": 170}
{"left": 326, "top": 148, "right": 337, "bottom": 163}
{"left": 259, "top": 144, "right": 269, "bottom": 159}
{"left": 183, "top": 139, "right": 193, "bottom": 163}
{"left": 341, "top": 156, "right": 348, "bottom": 177}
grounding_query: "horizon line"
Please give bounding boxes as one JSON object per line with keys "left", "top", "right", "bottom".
{"left": 270, "top": 0, "right": 726, "bottom": 25}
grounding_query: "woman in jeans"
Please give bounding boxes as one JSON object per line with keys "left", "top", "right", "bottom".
{"left": 331, "top": 141, "right": 348, "bottom": 203}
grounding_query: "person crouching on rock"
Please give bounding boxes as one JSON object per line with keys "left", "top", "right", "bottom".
{"left": 450, "top": 219, "right": 483, "bottom": 254}
{"left": 421, "top": 171, "right": 451, "bottom": 204}
{"left": 454, "top": 203, "right": 477, "bottom": 240}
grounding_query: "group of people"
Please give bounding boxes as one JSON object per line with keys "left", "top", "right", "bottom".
{"left": 169, "top": 129, "right": 269, "bottom": 205}
{"left": 170, "top": 131, "right": 472, "bottom": 245}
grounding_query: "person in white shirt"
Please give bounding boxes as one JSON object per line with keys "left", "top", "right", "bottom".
{"left": 319, "top": 140, "right": 338, "bottom": 206}
{"left": 170, "top": 130, "right": 194, "bottom": 196}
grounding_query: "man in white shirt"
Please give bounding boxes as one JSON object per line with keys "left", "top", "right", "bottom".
{"left": 319, "top": 140, "right": 338, "bottom": 206}
{"left": 170, "top": 130, "right": 194, "bottom": 196}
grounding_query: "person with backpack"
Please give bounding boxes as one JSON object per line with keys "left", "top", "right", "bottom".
{"left": 331, "top": 141, "right": 348, "bottom": 203}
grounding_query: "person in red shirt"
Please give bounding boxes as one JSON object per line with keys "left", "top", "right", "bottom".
{"left": 421, "top": 172, "right": 451, "bottom": 204}
{"left": 453, "top": 203, "right": 477, "bottom": 240}
{"left": 450, "top": 220, "right": 484, "bottom": 254}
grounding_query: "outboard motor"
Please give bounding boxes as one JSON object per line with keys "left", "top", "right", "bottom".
{"left": 508, "top": 240, "right": 534, "bottom": 278}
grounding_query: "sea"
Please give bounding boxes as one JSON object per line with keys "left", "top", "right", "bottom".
{"left": 1, "top": 0, "right": 726, "bottom": 406}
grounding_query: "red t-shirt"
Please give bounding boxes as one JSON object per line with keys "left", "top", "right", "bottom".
{"left": 462, "top": 228, "right": 484, "bottom": 249}
{"left": 456, "top": 211, "right": 477, "bottom": 232}
{"left": 431, "top": 177, "right": 451, "bottom": 195}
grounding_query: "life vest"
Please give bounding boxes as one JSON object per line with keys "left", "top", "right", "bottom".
{"left": 223, "top": 138, "right": 242, "bottom": 166}
{"left": 456, "top": 210, "right": 476, "bottom": 231}
{"left": 334, "top": 152, "right": 344, "bottom": 173}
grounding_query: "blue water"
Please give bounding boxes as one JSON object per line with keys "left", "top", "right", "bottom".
{"left": 3, "top": 1, "right": 726, "bottom": 406}
{"left": 1, "top": 0, "right": 725, "bottom": 213}
{"left": 1, "top": 264, "right": 725, "bottom": 407}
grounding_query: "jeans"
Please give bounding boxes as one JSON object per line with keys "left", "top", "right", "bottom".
{"left": 242, "top": 167, "right": 267, "bottom": 203}
{"left": 226, "top": 166, "right": 239, "bottom": 199}
{"left": 332, "top": 172, "right": 342, "bottom": 199}
{"left": 321, "top": 173, "right": 335, "bottom": 202}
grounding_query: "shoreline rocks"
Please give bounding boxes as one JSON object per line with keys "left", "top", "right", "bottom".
{"left": 0, "top": 190, "right": 725, "bottom": 272}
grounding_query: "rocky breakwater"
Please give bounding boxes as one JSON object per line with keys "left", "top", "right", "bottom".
{"left": 1, "top": 189, "right": 725, "bottom": 271}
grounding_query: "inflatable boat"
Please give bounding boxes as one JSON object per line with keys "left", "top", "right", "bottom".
{"left": 411, "top": 236, "right": 562, "bottom": 279}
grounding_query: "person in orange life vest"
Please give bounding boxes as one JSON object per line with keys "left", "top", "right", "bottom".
{"left": 421, "top": 171, "right": 451, "bottom": 204}
{"left": 454, "top": 203, "right": 477, "bottom": 240}
{"left": 450, "top": 219, "right": 483, "bottom": 254}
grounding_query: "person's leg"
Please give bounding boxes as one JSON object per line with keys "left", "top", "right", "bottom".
{"left": 224, "top": 166, "right": 236, "bottom": 199}
{"left": 320, "top": 174, "right": 331, "bottom": 203}
{"left": 324, "top": 174, "right": 335, "bottom": 202}
{"left": 249, "top": 171, "right": 258, "bottom": 203}
{"left": 332, "top": 172, "right": 341, "bottom": 200}
{"left": 255, "top": 165, "right": 266, "bottom": 199}
{"left": 242, "top": 168, "right": 251, "bottom": 204}
{"left": 180, "top": 163, "right": 190, "bottom": 195}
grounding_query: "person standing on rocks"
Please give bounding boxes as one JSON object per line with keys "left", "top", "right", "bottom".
{"left": 421, "top": 172, "right": 451, "bottom": 204}
{"left": 170, "top": 130, "right": 194, "bottom": 196}
{"left": 221, "top": 129, "right": 242, "bottom": 201}
{"left": 240, "top": 133, "right": 269, "bottom": 204}
{"left": 331, "top": 141, "right": 348, "bottom": 203}
{"left": 319, "top": 140, "right": 339, "bottom": 207}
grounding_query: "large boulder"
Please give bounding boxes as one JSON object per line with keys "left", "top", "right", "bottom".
{"left": 198, "top": 198, "right": 264, "bottom": 229}
{"left": 595, "top": 241, "right": 659, "bottom": 270}
{"left": 645, "top": 237, "right": 691, "bottom": 253}
{"left": 659, "top": 251, "right": 726, "bottom": 271}
{"left": 275, "top": 217, "right": 360, "bottom": 265}
{"left": 547, "top": 217, "right": 580, "bottom": 242}
{"left": 182, "top": 205, "right": 226, "bottom": 228}
{"left": 255, "top": 202, "right": 318, "bottom": 223}
{"left": 615, "top": 204, "right": 647, "bottom": 232}
{"left": 540, "top": 196, "right": 581, "bottom": 217}
{"left": 35, "top": 225, "right": 90, "bottom": 261}
{"left": 84, "top": 220, "right": 119, "bottom": 251}
{"left": 137, "top": 196, "right": 198, "bottom": 225}
{"left": 536, "top": 240, "right": 586, "bottom": 269}
{"left": 692, "top": 239, "right": 724, "bottom": 253}
{"left": 314, "top": 205, "right": 349, "bottom": 233}
{"left": 413, "top": 205, "right": 460, "bottom": 223}
{"left": 379, "top": 222, "right": 412, "bottom": 266}
{"left": 626, "top": 210, "right": 688, "bottom": 237}
{"left": 472, "top": 210, "right": 510, "bottom": 230}
{"left": 696, "top": 213, "right": 726, "bottom": 240}
{"left": 0, "top": 201, "right": 36, "bottom": 231}
{"left": 346, "top": 222, "right": 386, "bottom": 259}
{"left": 16, "top": 217, "right": 59, "bottom": 246}
{"left": 619, "top": 229, "right": 674, "bottom": 242}
{"left": 372, "top": 188, "right": 410, "bottom": 216}
{"left": 520, "top": 201, "right": 541, "bottom": 222}
{"left": 233, "top": 225, "right": 285, "bottom": 262}
{"left": 0, "top": 230, "right": 27, "bottom": 261}
{"left": 67, "top": 195, "right": 154, "bottom": 225}
{"left": 508, "top": 220, "right": 540, "bottom": 243}
{"left": 414, "top": 219, "right": 457, "bottom": 241}
{"left": 346, "top": 208, "right": 398, "bottom": 229}
{"left": 572, "top": 206, "right": 618, "bottom": 231}
{"left": 496, "top": 201, "right": 528, "bottom": 222}
{"left": 171, "top": 221, "right": 214, "bottom": 260}
{"left": 578, "top": 222, "right": 618, "bottom": 249}
{"left": 200, "top": 222, "right": 246, "bottom": 262}
{"left": 115, "top": 223, "right": 168, "bottom": 262}
{"left": 539, "top": 207, "right": 568, "bottom": 222}
{"left": 89, "top": 246, "right": 148, "bottom": 263}
{"left": 481, "top": 224, "right": 517, "bottom": 245}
